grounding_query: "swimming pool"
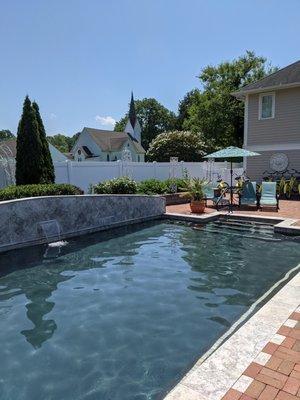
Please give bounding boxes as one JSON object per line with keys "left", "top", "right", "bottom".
{"left": 0, "top": 220, "right": 299, "bottom": 400}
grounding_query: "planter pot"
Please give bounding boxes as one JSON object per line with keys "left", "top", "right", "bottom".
{"left": 190, "top": 200, "right": 206, "bottom": 214}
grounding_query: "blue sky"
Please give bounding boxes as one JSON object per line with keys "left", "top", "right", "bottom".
{"left": 1, "top": 0, "right": 300, "bottom": 136}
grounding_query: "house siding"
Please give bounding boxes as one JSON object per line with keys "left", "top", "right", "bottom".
{"left": 247, "top": 87, "right": 300, "bottom": 146}
{"left": 246, "top": 150, "right": 300, "bottom": 181}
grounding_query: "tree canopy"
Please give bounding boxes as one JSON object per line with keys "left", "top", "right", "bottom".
{"left": 147, "top": 130, "right": 207, "bottom": 162}
{"left": 32, "top": 101, "right": 55, "bottom": 183}
{"left": 114, "top": 98, "right": 177, "bottom": 150}
{"left": 0, "top": 130, "right": 15, "bottom": 142}
{"left": 181, "top": 51, "right": 277, "bottom": 148}
{"left": 16, "top": 96, "right": 44, "bottom": 185}
{"left": 47, "top": 133, "right": 79, "bottom": 153}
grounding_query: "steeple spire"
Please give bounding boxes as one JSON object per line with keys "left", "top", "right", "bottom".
{"left": 129, "top": 91, "right": 137, "bottom": 128}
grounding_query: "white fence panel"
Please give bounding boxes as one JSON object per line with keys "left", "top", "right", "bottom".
{"left": 0, "top": 160, "right": 244, "bottom": 192}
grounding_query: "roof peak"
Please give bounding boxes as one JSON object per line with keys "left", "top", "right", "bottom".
{"left": 129, "top": 92, "right": 137, "bottom": 128}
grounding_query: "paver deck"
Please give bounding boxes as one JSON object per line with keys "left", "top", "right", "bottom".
{"left": 222, "top": 309, "right": 300, "bottom": 400}
{"left": 166, "top": 199, "right": 300, "bottom": 223}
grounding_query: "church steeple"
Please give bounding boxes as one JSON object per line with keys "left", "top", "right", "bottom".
{"left": 124, "top": 92, "right": 142, "bottom": 143}
{"left": 129, "top": 92, "right": 137, "bottom": 128}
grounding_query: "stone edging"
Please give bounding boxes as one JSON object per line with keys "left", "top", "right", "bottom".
{"left": 164, "top": 271, "right": 300, "bottom": 400}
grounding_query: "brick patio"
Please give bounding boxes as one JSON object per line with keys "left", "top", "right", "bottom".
{"left": 166, "top": 199, "right": 300, "bottom": 224}
{"left": 222, "top": 309, "right": 300, "bottom": 400}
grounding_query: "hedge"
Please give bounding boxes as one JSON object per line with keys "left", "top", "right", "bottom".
{"left": 93, "top": 177, "right": 138, "bottom": 194}
{"left": 0, "top": 184, "right": 83, "bottom": 201}
{"left": 92, "top": 177, "right": 188, "bottom": 195}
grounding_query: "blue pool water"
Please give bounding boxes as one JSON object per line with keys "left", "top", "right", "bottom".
{"left": 0, "top": 220, "right": 299, "bottom": 400}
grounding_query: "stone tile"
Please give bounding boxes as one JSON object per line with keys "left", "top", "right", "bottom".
{"left": 284, "top": 319, "right": 297, "bottom": 328}
{"left": 232, "top": 376, "right": 253, "bottom": 393}
{"left": 254, "top": 353, "right": 271, "bottom": 366}
{"left": 272, "top": 334, "right": 287, "bottom": 345}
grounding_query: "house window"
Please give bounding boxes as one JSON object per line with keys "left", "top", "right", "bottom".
{"left": 259, "top": 93, "right": 275, "bottom": 119}
{"left": 107, "top": 154, "right": 110, "bottom": 161}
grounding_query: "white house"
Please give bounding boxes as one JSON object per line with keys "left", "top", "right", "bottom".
{"left": 72, "top": 93, "right": 145, "bottom": 162}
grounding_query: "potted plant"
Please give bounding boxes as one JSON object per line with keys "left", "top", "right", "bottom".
{"left": 182, "top": 178, "right": 208, "bottom": 213}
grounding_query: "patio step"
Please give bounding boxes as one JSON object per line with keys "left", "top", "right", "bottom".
{"left": 209, "top": 223, "right": 274, "bottom": 236}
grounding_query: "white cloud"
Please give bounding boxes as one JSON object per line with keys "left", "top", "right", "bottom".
{"left": 95, "top": 115, "right": 116, "bottom": 127}
{"left": 49, "top": 113, "right": 57, "bottom": 120}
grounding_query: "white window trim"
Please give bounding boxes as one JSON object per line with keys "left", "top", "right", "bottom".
{"left": 258, "top": 92, "right": 275, "bottom": 120}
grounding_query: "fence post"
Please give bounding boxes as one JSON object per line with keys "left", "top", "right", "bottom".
{"left": 66, "top": 160, "right": 72, "bottom": 184}
{"left": 152, "top": 161, "right": 157, "bottom": 179}
{"left": 117, "top": 160, "right": 122, "bottom": 177}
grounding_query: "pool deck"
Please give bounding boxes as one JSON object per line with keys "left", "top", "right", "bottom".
{"left": 164, "top": 200, "right": 300, "bottom": 400}
{"left": 164, "top": 273, "right": 300, "bottom": 400}
{"left": 166, "top": 199, "right": 300, "bottom": 225}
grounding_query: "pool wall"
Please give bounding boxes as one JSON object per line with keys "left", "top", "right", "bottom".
{"left": 0, "top": 195, "right": 165, "bottom": 252}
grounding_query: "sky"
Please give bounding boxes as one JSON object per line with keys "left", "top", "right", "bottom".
{"left": 1, "top": 0, "right": 300, "bottom": 137}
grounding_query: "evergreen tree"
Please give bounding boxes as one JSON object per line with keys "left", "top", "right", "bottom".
{"left": 32, "top": 101, "right": 55, "bottom": 183}
{"left": 16, "top": 96, "right": 44, "bottom": 185}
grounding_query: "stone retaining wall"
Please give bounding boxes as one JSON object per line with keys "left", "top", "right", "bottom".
{"left": 0, "top": 195, "right": 165, "bottom": 252}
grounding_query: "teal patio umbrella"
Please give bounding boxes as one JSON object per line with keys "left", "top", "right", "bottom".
{"left": 204, "top": 146, "right": 260, "bottom": 210}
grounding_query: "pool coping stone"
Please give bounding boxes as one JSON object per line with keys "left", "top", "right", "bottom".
{"left": 164, "top": 272, "right": 300, "bottom": 400}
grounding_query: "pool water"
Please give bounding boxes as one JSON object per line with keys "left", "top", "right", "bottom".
{"left": 0, "top": 221, "right": 300, "bottom": 400}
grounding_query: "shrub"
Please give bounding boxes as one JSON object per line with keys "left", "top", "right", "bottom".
{"left": 164, "top": 178, "right": 189, "bottom": 193}
{"left": 93, "top": 177, "right": 137, "bottom": 194}
{"left": 0, "top": 184, "right": 83, "bottom": 201}
{"left": 137, "top": 179, "right": 168, "bottom": 195}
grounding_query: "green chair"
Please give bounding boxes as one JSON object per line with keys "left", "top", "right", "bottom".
{"left": 239, "top": 181, "right": 257, "bottom": 208}
{"left": 203, "top": 184, "right": 215, "bottom": 206}
{"left": 259, "top": 182, "right": 279, "bottom": 210}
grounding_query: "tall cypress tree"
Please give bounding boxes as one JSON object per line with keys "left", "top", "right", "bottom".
{"left": 16, "top": 96, "right": 44, "bottom": 185}
{"left": 32, "top": 101, "right": 55, "bottom": 183}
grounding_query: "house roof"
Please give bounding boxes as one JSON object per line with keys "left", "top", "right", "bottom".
{"left": 83, "top": 127, "right": 145, "bottom": 153}
{"left": 233, "top": 60, "right": 300, "bottom": 97}
{"left": 0, "top": 138, "right": 69, "bottom": 161}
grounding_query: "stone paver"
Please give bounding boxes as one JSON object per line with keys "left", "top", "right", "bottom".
{"left": 166, "top": 199, "right": 300, "bottom": 222}
{"left": 221, "top": 309, "right": 300, "bottom": 400}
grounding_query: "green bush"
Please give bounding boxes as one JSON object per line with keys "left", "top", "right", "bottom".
{"left": 164, "top": 178, "right": 189, "bottom": 193}
{"left": 137, "top": 179, "right": 168, "bottom": 195}
{"left": 93, "top": 177, "right": 137, "bottom": 194}
{"left": 0, "top": 184, "right": 83, "bottom": 201}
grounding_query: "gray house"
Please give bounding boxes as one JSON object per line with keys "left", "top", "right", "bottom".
{"left": 233, "top": 60, "right": 300, "bottom": 180}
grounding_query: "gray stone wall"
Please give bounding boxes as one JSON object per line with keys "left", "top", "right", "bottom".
{"left": 0, "top": 195, "right": 165, "bottom": 252}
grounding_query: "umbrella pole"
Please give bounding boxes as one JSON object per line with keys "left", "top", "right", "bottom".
{"left": 230, "top": 160, "right": 233, "bottom": 213}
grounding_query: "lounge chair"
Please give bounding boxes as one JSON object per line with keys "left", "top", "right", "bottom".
{"left": 259, "top": 182, "right": 279, "bottom": 210}
{"left": 239, "top": 181, "right": 257, "bottom": 208}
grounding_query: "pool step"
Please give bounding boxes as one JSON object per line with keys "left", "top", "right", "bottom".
{"left": 212, "top": 221, "right": 274, "bottom": 236}
{"left": 201, "top": 226, "right": 281, "bottom": 242}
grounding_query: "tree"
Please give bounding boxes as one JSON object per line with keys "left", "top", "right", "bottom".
{"left": 176, "top": 89, "right": 201, "bottom": 130}
{"left": 147, "top": 130, "right": 207, "bottom": 162}
{"left": 0, "top": 130, "right": 15, "bottom": 142}
{"left": 114, "top": 98, "right": 177, "bottom": 150}
{"left": 47, "top": 133, "right": 79, "bottom": 153}
{"left": 181, "top": 51, "right": 277, "bottom": 148}
{"left": 32, "top": 101, "right": 55, "bottom": 183}
{"left": 16, "top": 96, "right": 44, "bottom": 185}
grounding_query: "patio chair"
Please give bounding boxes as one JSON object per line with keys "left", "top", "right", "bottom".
{"left": 239, "top": 181, "right": 258, "bottom": 208}
{"left": 259, "top": 182, "right": 279, "bottom": 210}
{"left": 203, "top": 184, "right": 215, "bottom": 206}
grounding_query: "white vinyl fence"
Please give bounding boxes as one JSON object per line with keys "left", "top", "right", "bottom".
{"left": 0, "top": 160, "right": 243, "bottom": 192}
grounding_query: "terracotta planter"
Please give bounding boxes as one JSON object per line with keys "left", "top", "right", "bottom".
{"left": 190, "top": 199, "right": 206, "bottom": 214}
